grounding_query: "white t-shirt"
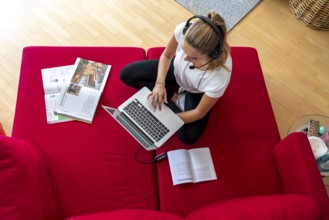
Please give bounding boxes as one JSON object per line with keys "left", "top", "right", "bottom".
{"left": 173, "top": 22, "right": 232, "bottom": 99}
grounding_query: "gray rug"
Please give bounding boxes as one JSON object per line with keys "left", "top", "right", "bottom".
{"left": 175, "top": 0, "right": 261, "bottom": 31}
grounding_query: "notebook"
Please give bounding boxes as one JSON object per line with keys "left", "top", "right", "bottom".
{"left": 102, "top": 87, "right": 184, "bottom": 151}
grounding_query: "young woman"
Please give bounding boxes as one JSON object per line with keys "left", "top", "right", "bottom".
{"left": 120, "top": 11, "right": 232, "bottom": 144}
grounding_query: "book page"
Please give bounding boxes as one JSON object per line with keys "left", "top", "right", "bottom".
{"left": 189, "top": 148, "right": 217, "bottom": 182}
{"left": 41, "top": 65, "right": 74, "bottom": 124}
{"left": 167, "top": 149, "right": 195, "bottom": 185}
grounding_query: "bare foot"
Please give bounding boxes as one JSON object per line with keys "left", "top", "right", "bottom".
{"left": 171, "top": 93, "right": 179, "bottom": 103}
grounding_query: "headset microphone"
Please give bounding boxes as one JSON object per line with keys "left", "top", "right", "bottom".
{"left": 189, "top": 60, "right": 212, "bottom": 70}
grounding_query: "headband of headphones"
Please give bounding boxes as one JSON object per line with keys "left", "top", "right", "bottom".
{"left": 183, "top": 15, "right": 224, "bottom": 59}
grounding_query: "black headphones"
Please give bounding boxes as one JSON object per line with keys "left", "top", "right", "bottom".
{"left": 183, "top": 15, "right": 224, "bottom": 60}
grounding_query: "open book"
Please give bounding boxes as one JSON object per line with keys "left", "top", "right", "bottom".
{"left": 41, "top": 65, "right": 74, "bottom": 124}
{"left": 54, "top": 58, "right": 111, "bottom": 123}
{"left": 167, "top": 147, "right": 217, "bottom": 185}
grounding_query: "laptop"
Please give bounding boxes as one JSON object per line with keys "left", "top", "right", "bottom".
{"left": 102, "top": 87, "right": 184, "bottom": 151}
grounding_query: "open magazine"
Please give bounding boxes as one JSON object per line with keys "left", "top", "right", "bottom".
{"left": 41, "top": 65, "right": 74, "bottom": 124}
{"left": 54, "top": 58, "right": 111, "bottom": 123}
{"left": 167, "top": 147, "right": 217, "bottom": 185}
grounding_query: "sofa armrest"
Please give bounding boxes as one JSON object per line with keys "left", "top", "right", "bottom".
{"left": 0, "top": 136, "right": 60, "bottom": 220}
{"left": 186, "top": 195, "right": 320, "bottom": 220}
{"left": 66, "top": 209, "right": 183, "bottom": 220}
{"left": 274, "top": 132, "right": 329, "bottom": 219}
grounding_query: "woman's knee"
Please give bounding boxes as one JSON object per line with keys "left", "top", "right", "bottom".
{"left": 177, "top": 113, "right": 210, "bottom": 144}
{"left": 178, "top": 132, "right": 200, "bottom": 145}
{"left": 177, "top": 124, "right": 204, "bottom": 144}
{"left": 120, "top": 63, "right": 134, "bottom": 86}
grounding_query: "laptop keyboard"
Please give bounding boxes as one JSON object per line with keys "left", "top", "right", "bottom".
{"left": 116, "top": 113, "right": 154, "bottom": 149}
{"left": 123, "top": 99, "right": 170, "bottom": 142}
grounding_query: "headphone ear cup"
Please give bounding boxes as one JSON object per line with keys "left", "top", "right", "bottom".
{"left": 209, "top": 48, "right": 220, "bottom": 59}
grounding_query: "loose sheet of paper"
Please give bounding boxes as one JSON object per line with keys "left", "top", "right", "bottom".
{"left": 41, "top": 65, "right": 74, "bottom": 124}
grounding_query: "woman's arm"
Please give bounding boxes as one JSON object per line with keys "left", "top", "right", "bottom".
{"left": 157, "top": 35, "right": 177, "bottom": 84}
{"left": 178, "top": 94, "right": 219, "bottom": 123}
{"left": 149, "top": 34, "right": 178, "bottom": 107}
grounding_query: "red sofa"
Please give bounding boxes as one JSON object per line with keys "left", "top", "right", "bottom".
{"left": 1, "top": 46, "right": 328, "bottom": 220}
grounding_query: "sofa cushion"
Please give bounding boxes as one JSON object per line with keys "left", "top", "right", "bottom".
{"left": 154, "top": 47, "right": 283, "bottom": 217}
{"left": 66, "top": 209, "right": 183, "bottom": 220}
{"left": 0, "top": 136, "right": 60, "bottom": 220}
{"left": 13, "top": 46, "right": 159, "bottom": 218}
{"left": 147, "top": 47, "right": 165, "bottom": 60}
{"left": 186, "top": 195, "right": 321, "bottom": 220}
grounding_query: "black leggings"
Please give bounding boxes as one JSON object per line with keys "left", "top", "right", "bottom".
{"left": 120, "top": 60, "right": 210, "bottom": 145}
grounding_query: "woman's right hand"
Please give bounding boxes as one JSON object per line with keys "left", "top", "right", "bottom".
{"left": 147, "top": 83, "right": 167, "bottom": 111}
{"left": 148, "top": 34, "right": 177, "bottom": 110}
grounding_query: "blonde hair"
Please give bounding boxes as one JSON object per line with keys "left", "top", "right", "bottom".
{"left": 184, "top": 11, "right": 230, "bottom": 71}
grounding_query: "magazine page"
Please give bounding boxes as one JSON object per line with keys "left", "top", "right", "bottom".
{"left": 41, "top": 65, "right": 74, "bottom": 124}
{"left": 54, "top": 58, "right": 111, "bottom": 123}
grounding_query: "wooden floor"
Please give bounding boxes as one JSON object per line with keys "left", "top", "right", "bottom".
{"left": 0, "top": 0, "right": 329, "bottom": 138}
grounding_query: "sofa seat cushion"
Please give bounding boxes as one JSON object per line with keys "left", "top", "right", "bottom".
{"left": 186, "top": 194, "right": 320, "bottom": 220}
{"left": 13, "top": 46, "right": 159, "bottom": 218}
{"left": 154, "top": 47, "right": 284, "bottom": 217}
{"left": 67, "top": 209, "right": 183, "bottom": 220}
{"left": 0, "top": 136, "right": 60, "bottom": 220}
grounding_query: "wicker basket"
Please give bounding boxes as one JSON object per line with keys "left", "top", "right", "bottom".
{"left": 289, "top": 0, "right": 329, "bottom": 30}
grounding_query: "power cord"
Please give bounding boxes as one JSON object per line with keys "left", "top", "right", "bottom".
{"left": 134, "top": 146, "right": 167, "bottom": 164}
{"left": 134, "top": 142, "right": 174, "bottom": 164}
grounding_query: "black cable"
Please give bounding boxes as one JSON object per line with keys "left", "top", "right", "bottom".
{"left": 134, "top": 146, "right": 167, "bottom": 164}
